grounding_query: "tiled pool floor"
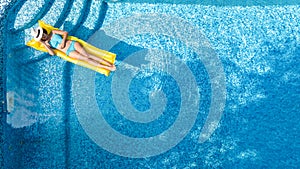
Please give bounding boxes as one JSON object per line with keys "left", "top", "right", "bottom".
{"left": 1, "top": 0, "right": 300, "bottom": 168}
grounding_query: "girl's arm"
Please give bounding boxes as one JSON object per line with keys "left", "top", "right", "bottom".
{"left": 52, "top": 30, "right": 68, "bottom": 48}
{"left": 40, "top": 41, "right": 55, "bottom": 56}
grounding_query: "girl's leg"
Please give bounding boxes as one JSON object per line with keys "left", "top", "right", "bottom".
{"left": 69, "top": 51, "right": 115, "bottom": 71}
{"left": 73, "top": 42, "right": 114, "bottom": 67}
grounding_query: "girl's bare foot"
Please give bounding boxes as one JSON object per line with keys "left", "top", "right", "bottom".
{"left": 110, "top": 65, "right": 116, "bottom": 71}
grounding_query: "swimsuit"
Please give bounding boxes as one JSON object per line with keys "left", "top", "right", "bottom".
{"left": 66, "top": 41, "right": 76, "bottom": 56}
{"left": 49, "top": 34, "right": 76, "bottom": 55}
{"left": 49, "top": 34, "right": 62, "bottom": 49}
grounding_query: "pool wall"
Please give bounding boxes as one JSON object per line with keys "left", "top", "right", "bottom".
{"left": 1, "top": 0, "right": 19, "bottom": 166}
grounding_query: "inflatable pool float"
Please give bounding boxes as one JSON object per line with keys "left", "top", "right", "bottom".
{"left": 26, "top": 20, "right": 116, "bottom": 76}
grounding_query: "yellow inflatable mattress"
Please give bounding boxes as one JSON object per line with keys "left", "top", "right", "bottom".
{"left": 26, "top": 20, "right": 116, "bottom": 76}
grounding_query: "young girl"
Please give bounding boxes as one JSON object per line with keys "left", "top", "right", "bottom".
{"left": 31, "top": 27, "right": 116, "bottom": 71}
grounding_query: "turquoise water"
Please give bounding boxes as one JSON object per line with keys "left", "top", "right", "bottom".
{"left": 1, "top": 0, "right": 300, "bottom": 168}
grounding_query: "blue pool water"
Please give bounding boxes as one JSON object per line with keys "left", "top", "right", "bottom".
{"left": 1, "top": 0, "right": 300, "bottom": 168}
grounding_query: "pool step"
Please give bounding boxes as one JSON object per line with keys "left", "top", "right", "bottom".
{"left": 74, "top": 0, "right": 108, "bottom": 39}
{"left": 63, "top": 0, "right": 92, "bottom": 33}
{"left": 9, "top": 0, "right": 55, "bottom": 32}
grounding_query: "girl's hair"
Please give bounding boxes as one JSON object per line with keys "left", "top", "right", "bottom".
{"left": 42, "top": 28, "right": 47, "bottom": 34}
{"left": 41, "top": 28, "right": 49, "bottom": 41}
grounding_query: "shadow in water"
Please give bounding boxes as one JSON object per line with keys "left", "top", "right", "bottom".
{"left": 87, "top": 29, "right": 146, "bottom": 66}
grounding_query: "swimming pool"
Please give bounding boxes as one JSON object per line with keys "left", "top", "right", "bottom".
{"left": 1, "top": 0, "right": 300, "bottom": 168}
